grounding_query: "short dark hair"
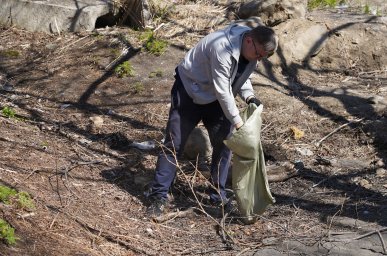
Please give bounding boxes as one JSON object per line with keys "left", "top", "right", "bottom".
{"left": 247, "top": 26, "right": 278, "bottom": 55}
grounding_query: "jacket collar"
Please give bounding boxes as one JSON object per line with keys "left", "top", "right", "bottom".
{"left": 225, "top": 24, "right": 251, "bottom": 61}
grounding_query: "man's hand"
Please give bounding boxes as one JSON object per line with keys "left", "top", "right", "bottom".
{"left": 247, "top": 97, "right": 261, "bottom": 107}
{"left": 235, "top": 121, "right": 244, "bottom": 130}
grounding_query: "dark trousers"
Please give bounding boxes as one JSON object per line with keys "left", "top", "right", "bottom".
{"left": 149, "top": 71, "right": 233, "bottom": 203}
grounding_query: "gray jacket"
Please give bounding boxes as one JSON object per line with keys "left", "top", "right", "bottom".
{"left": 177, "top": 24, "right": 257, "bottom": 125}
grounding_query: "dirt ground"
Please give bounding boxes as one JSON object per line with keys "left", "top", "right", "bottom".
{"left": 0, "top": 2, "right": 386, "bottom": 256}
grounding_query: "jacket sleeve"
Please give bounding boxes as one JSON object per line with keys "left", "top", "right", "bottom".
{"left": 238, "top": 78, "right": 255, "bottom": 102}
{"left": 210, "top": 47, "right": 243, "bottom": 125}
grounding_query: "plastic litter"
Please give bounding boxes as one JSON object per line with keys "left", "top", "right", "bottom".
{"left": 130, "top": 141, "right": 156, "bottom": 150}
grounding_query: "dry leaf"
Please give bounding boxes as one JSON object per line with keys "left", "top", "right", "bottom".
{"left": 359, "top": 179, "right": 372, "bottom": 189}
{"left": 290, "top": 126, "right": 305, "bottom": 140}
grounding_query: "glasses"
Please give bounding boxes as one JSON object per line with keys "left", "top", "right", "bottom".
{"left": 252, "top": 40, "right": 273, "bottom": 60}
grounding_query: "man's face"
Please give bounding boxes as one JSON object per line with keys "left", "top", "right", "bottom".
{"left": 244, "top": 36, "right": 271, "bottom": 61}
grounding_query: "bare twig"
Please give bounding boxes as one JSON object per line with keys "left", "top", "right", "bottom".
{"left": 49, "top": 212, "right": 60, "bottom": 229}
{"left": 312, "top": 169, "right": 341, "bottom": 188}
{"left": 0, "top": 166, "right": 17, "bottom": 174}
{"left": 235, "top": 245, "right": 262, "bottom": 256}
{"left": 258, "top": 215, "right": 293, "bottom": 235}
{"left": 61, "top": 211, "right": 156, "bottom": 255}
{"left": 158, "top": 142, "right": 236, "bottom": 246}
{"left": 358, "top": 69, "right": 387, "bottom": 75}
{"left": 105, "top": 47, "right": 130, "bottom": 70}
{"left": 24, "top": 169, "right": 38, "bottom": 180}
{"left": 54, "top": 17, "right": 61, "bottom": 36}
{"left": 315, "top": 118, "right": 364, "bottom": 147}
{"left": 377, "top": 230, "right": 386, "bottom": 254}
{"left": 153, "top": 207, "right": 195, "bottom": 223}
{"left": 17, "top": 212, "right": 36, "bottom": 219}
{"left": 58, "top": 35, "right": 89, "bottom": 53}
{"left": 329, "top": 227, "right": 387, "bottom": 243}
{"left": 354, "top": 227, "right": 387, "bottom": 240}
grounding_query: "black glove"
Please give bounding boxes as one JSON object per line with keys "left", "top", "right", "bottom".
{"left": 247, "top": 97, "right": 261, "bottom": 107}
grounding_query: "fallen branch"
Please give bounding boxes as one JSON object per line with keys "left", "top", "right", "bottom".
{"left": 160, "top": 144, "right": 237, "bottom": 247}
{"left": 58, "top": 35, "right": 89, "bottom": 53}
{"left": 358, "top": 69, "right": 387, "bottom": 75}
{"left": 377, "top": 230, "right": 386, "bottom": 254}
{"left": 64, "top": 211, "right": 156, "bottom": 255}
{"left": 329, "top": 227, "right": 387, "bottom": 245}
{"left": 354, "top": 227, "right": 387, "bottom": 240}
{"left": 153, "top": 207, "right": 195, "bottom": 223}
{"left": 312, "top": 169, "right": 340, "bottom": 188}
{"left": 315, "top": 118, "right": 364, "bottom": 147}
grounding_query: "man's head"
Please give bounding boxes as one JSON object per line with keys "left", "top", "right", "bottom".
{"left": 242, "top": 26, "right": 278, "bottom": 61}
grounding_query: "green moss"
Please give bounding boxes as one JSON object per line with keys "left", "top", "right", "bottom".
{"left": 149, "top": 0, "right": 172, "bottom": 21}
{"left": 0, "top": 219, "right": 17, "bottom": 245}
{"left": 131, "top": 82, "right": 144, "bottom": 94}
{"left": 0, "top": 185, "right": 17, "bottom": 204}
{"left": 110, "top": 48, "right": 121, "bottom": 58}
{"left": 139, "top": 30, "right": 168, "bottom": 56}
{"left": 17, "top": 192, "right": 35, "bottom": 210}
{"left": 0, "top": 185, "right": 35, "bottom": 210}
{"left": 0, "top": 50, "right": 20, "bottom": 58}
{"left": 149, "top": 69, "right": 163, "bottom": 78}
{"left": 308, "top": 0, "right": 337, "bottom": 9}
{"left": 1, "top": 106, "right": 16, "bottom": 119}
{"left": 114, "top": 61, "right": 135, "bottom": 78}
{"left": 364, "top": 3, "right": 370, "bottom": 14}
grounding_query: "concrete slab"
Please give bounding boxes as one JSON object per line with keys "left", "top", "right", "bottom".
{"left": 0, "top": 0, "right": 114, "bottom": 33}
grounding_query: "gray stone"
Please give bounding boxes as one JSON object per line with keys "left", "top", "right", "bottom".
{"left": 253, "top": 248, "right": 284, "bottom": 256}
{"left": 232, "top": 16, "right": 264, "bottom": 28}
{"left": 376, "top": 168, "right": 386, "bottom": 177}
{"left": 253, "top": 231, "right": 387, "bottom": 256}
{"left": 183, "top": 126, "right": 212, "bottom": 161}
{"left": 0, "top": 0, "right": 113, "bottom": 33}
{"left": 267, "top": 19, "right": 328, "bottom": 70}
{"left": 238, "top": 0, "right": 307, "bottom": 26}
{"left": 327, "top": 216, "right": 384, "bottom": 232}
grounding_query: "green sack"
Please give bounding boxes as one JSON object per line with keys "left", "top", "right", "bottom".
{"left": 224, "top": 104, "right": 275, "bottom": 224}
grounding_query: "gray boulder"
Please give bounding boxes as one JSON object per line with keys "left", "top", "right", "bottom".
{"left": 184, "top": 127, "right": 212, "bottom": 161}
{"left": 238, "top": 0, "right": 308, "bottom": 26}
{"left": 266, "top": 19, "right": 328, "bottom": 71}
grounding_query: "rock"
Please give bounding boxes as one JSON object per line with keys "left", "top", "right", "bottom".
{"left": 296, "top": 147, "right": 313, "bottom": 156}
{"left": 262, "top": 237, "right": 279, "bottom": 245}
{"left": 134, "top": 174, "right": 153, "bottom": 187}
{"left": 315, "top": 157, "right": 371, "bottom": 170}
{"left": 326, "top": 216, "right": 382, "bottom": 232}
{"left": 274, "top": 19, "right": 328, "bottom": 64}
{"left": 253, "top": 248, "right": 283, "bottom": 256}
{"left": 376, "top": 159, "right": 385, "bottom": 167}
{"left": 266, "top": 161, "right": 299, "bottom": 182}
{"left": 376, "top": 168, "right": 386, "bottom": 177}
{"left": 0, "top": 0, "right": 111, "bottom": 33}
{"left": 2, "top": 82, "right": 14, "bottom": 92}
{"left": 88, "top": 116, "right": 104, "bottom": 133}
{"left": 359, "top": 179, "right": 372, "bottom": 189}
{"left": 183, "top": 126, "right": 212, "bottom": 161}
{"left": 368, "top": 95, "right": 387, "bottom": 114}
{"left": 238, "top": 0, "right": 307, "bottom": 26}
{"left": 232, "top": 16, "right": 264, "bottom": 28}
{"left": 89, "top": 116, "right": 104, "bottom": 128}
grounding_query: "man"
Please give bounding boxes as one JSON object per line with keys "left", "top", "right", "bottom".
{"left": 146, "top": 23, "right": 278, "bottom": 217}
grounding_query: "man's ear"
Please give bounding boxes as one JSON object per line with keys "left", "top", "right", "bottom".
{"left": 245, "top": 35, "right": 252, "bottom": 44}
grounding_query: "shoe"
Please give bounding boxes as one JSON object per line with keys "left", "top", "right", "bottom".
{"left": 146, "top": 197, "right": 167, "bottom": 218}
{"left": 210, "top": 197, "right": 237, "bottom": 214}
{"left": 209, "top": 197, "right": 226, "bottom": 206}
